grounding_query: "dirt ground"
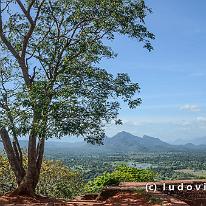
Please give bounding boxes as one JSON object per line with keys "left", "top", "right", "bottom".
{"left": 0, "top": 191, "right": 189, "bottom": 206}
{"left": 2, "top": 180, "right": 206, "bottom": 206}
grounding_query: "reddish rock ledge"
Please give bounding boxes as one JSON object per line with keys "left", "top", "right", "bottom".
{"left": 2, "top": 179, "right": 206, "bottom": 206}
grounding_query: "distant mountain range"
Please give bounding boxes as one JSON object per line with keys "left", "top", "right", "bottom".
{"left": 1, "top": 131, "right": 206, "bottom": 153}
{"left": 44, "top": 131, "right": 206, "bottom": 153}
{"left": 171, "top": 136, "right": 206, "bottom": 146}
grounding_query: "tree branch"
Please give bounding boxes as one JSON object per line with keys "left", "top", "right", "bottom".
{"left": 0, "top": 1, "right": 31, "bottom": 87}
{"left": 21, "top": 0, "right": 45, "bottom": 60}
{"left": 0, "top": 72, "right": 24, "bottom": 170}
{"left": 0, "top": 127, "right": 25, "bottom": 185}
{"left": 0, "top": 2, "right": 21, "bottom": 61}
{"left": 15, "top": 0, "right": 34, "bottom": 25}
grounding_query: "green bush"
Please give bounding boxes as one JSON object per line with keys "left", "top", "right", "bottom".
{"left": 84, "top": 165, "right": 155, "bottom": 193}
{"left": 0, "top": 155, "right": 82, "bottom": 199}
{"left": 0, "top": 155, "right": 16, "bottom": 194}
{"left": 37, "top": 160, "right": 83, "bottom": 199}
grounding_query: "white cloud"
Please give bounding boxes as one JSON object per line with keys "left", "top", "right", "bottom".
{"left": 189, "top": 72, "right": 205, "bottom": 77}
{"left": 180, "top": 104, "right": 201, "bottom": 112}
{"left": 197, "top": 116, "right": 206, "bottom": 122}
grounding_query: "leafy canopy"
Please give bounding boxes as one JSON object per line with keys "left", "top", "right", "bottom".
{"left": 0, "top": 0, "right": 154, "bottom": 143}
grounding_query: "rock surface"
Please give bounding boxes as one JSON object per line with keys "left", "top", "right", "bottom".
{"left": 2, "top": 179, "right": 206, "bottom": 205}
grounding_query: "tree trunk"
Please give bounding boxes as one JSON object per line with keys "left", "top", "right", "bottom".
{"left": 10, "top": 175, "right": 37, "bottom": 196}
{"left": 10, "top": 138, "right": 45, "bottom": 196}
{"left": 14, "top": 137, "right": 45, "bottom": 196}
{"left": 0, "top": 127, "right": 45, "bottom": 196}
{"left": 0, "top": 128, "right": 25, "bottom": 185}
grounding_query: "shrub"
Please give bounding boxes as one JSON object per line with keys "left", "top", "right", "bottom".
{"left": 37, "top": 160, "right": 83, "bottom": 199}
{"left": 84, "top": 165, "right": 155, "bottom": 193}
{"left": 0, "top": 155, "right": 16, "bottom": 194}
{"left": 0, "top": 154, "right": 82, "bottom": 199}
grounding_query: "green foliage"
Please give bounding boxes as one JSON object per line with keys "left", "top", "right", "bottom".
{"left": 84, "top": 165, "right": 155, "bottom": 193}
{"left": 0, "top": 155, "right": 82, "bottom": 199}
{"left": 114, "top": 165, "right": 155, "bottom": 182}
{"left": 0, "top": 155, "right": 16, "bottom": 194}
{"left": 0, "top": 0, "right": 154, "bottom": 144}
{"left": 37, "top": 160, "right": 83, "bottom": 199}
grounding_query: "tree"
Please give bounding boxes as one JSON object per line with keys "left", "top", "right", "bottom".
{"left": 0, "top": 0, "right": 154, "bottom": 196}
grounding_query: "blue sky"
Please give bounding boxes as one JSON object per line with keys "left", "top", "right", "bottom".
{"left": 101, "top": 0, "right": 206, "bottom": 142}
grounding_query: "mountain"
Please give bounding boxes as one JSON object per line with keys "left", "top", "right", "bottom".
{"left": 172, "top": 136, "right": 206, "bottom": 145}
{"left": 1, "top": 131, "right": 206, "bottom": 153}
{"left": 103, "top": 132, "right": 146, "bottom": 151}
{"left": 100, "top": 132, "right": 174, "bottom": 152}
{"left": 100, "top": 132, "right": 197, "bottom": 152}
